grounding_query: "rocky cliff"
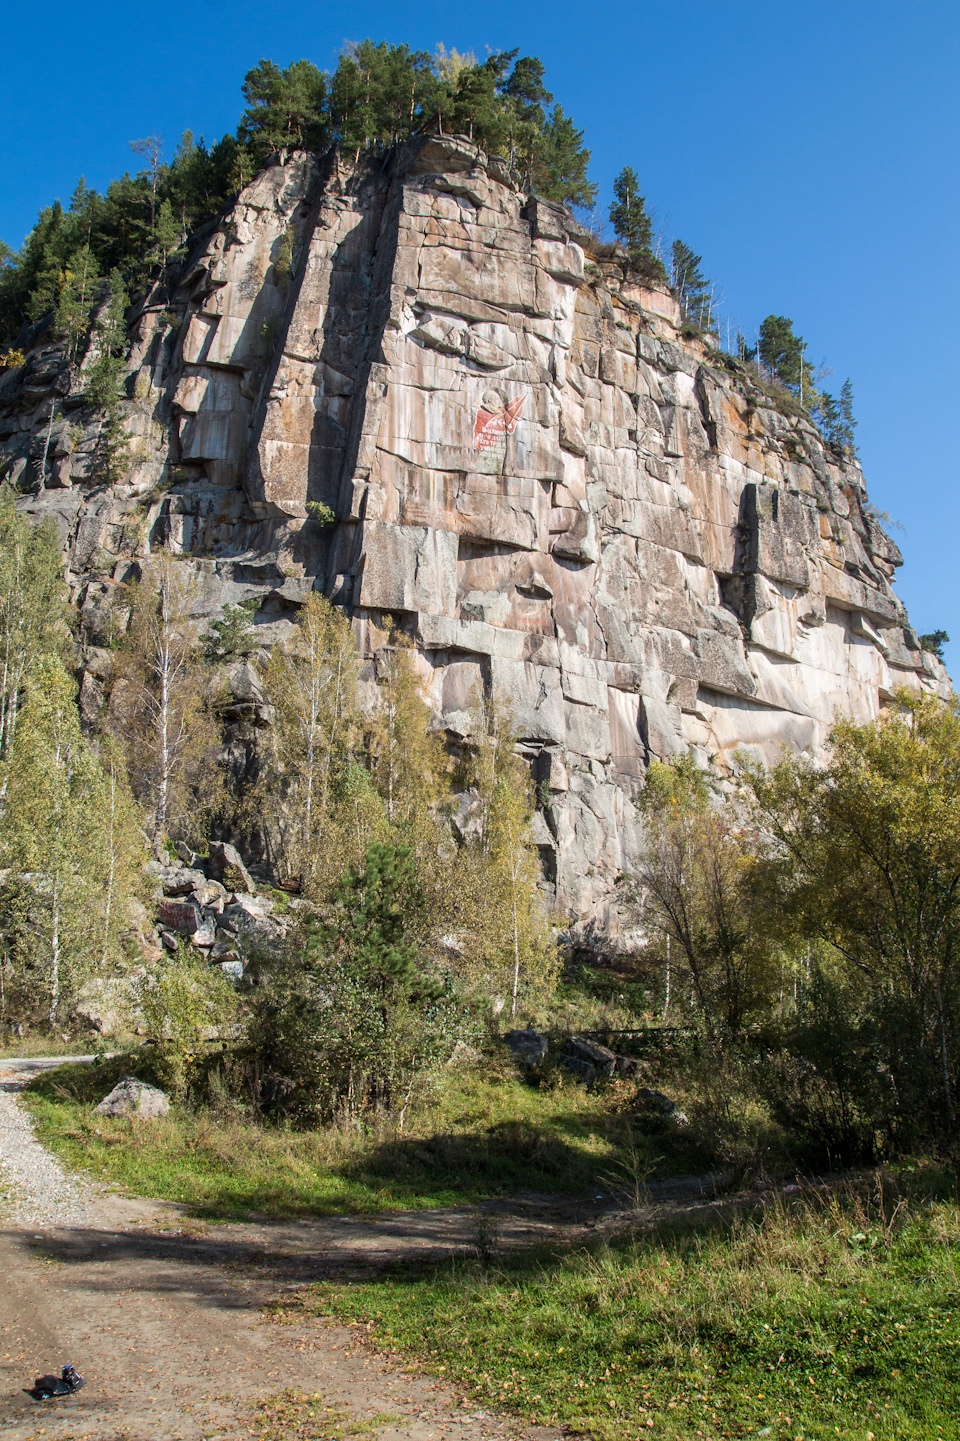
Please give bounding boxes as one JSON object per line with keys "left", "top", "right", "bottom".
{"left": 0, "top": 136, "right": 949, "bottom": 925}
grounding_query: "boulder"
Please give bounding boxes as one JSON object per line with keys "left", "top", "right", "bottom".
{"left": 562, "top": 1037, "right": 617, "bottom": 1082}
{"left": 446, "top": 1040, "right": 483, "bottom": 1067}
{"left": 562, "top": 1056, "right": 597, "bottom": 1084}
{"left": 157, "top": 897, "right": 203, "bottom": 934}
{"left": 501, "top": 1029, "right": 548, "bottom": 1068}
{"left": 217, "top": 897, "right": 282, "bottom": 955}
{"left": 161, "top": 867, "right": 207, "bottom": 897}
{"left": 210, "top": 939, "right": 241, "bottom": 962}
{"left": 614, "top": 1054, "right": 641, "bottom": 1079}
{"left": 190, "top": 915, "right": 217, "bottom": 948}
{"left": 74, "top": 975, "right": 138, "bottom": 1035}
{"left": 94, "top": 1077, "right": 170, "bottom": 1119}
{"left": 206, "top": 841, "right": 254, "bottom": 893}
{"left": 228, "top": 892, "right": 273, "bottom": 918}
{"left": 191, "top": 880, "right": 228, "bottom": 909}
{"left": 635, "top": 1086, "right": 690, "bottom": 1128}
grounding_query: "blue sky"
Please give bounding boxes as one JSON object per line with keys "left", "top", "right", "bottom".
{"left": 3, "top": 0, "right": 957, "bottom": 675}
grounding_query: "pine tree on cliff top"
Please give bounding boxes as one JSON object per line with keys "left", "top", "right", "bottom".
{"left": 757, "top": 314, "right": 804, "bottom": 386}
{"left": 239, "top": 59, "right": 328, "bottom": 162}
{"left": 610, "top": 167, "right": 662, "bottom": 276}
{"left": 534, "top": 106, "right": 598, "bottom": 208}
{"left": 839, "top": 378, "right": 858, "bottom": 457}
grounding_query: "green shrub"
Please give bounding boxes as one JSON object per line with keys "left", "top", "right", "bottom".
{"left": 250, "top": 843, "right": 479, "bottom": 1125}
{"left": 274, "top": 225, "right": 295, "bottom": 277}
{"left": 135, "top": 947, "right": 238, "bottom": 1099}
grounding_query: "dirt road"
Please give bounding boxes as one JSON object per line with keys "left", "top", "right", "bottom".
{"left": 0, "top": 1063, "right": 585, "bottom": 1441}
{"left": 0, "top": 1218, "right": 571, "bottom": 1441}
{"left": 0, "top": 1063, "right": 732, "bottom": 1441}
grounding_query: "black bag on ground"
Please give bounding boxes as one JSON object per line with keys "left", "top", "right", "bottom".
{"left": 32, "top": 1364, "right": 85, "bottom": 1400}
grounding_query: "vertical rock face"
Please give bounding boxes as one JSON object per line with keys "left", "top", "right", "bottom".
{"left": 0, "top": 137, "right": 949, "bottom": 925}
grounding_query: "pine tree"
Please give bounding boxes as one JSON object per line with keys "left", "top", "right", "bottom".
{"left": 150, "top": 199, "right": 181, "bottom": 269}
{"left": 919, "top": 629, "right": 950, "bottom": 659}
{"left": 609, "top": 167, "right": 660, "bottom": 273}
{"left": 168, "top": 131, "right": 207, "bottom": 232}
{"left": 326, "top": 841, "right": 424, "bottom": 994}
{"left": 502, "top": 55, "right": 552, "bottom": 128}
{"left": 838, "top": 378, "right": 858, "bottom": 457}
{"left": 258, "top": 837, "right": 466, "bottom": 1122}
{"left": 240, "top": 59, "right": 327, "bottom": 162}
{"left": 54, "top": 243, "right": 100, "bottom": 359}
{"left": 816, "top": 389, "right": 841, "bottom": 445}
{"left": 86, "top": 269, "right": 129, "bottom": 485}
{"left": 334, "top": 41, "right": 439, "bottom": 149}
{"left": 204, "top": 598, "right": 259, "bottom": 661}
{"left": 757, "top": 314, "right": 803, "bottom": 386}
{"left": 442, "top": 53, "right": 514, "bottom": 153}
{"left": 671, "top": 240, "right": 713, "bottom": 328}
{"left": 534, "top": 106, "right": 597, "bottom": 208}
{"left": 24, "top": 201, "right": 68, "bottom": 322}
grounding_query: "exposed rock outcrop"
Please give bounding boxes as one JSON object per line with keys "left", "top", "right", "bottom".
{"left": 0, "top": 136, "right": 949, "bottom": 928}
{"left": 94, "top": 1077, "right": 170, "bottom": 1119}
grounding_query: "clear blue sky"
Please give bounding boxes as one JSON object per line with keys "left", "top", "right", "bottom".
{"left": 3, "top": 0, "right": 957, "bottom": 675}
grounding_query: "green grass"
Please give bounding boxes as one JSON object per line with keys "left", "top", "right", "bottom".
{"left": 0, "top": 1035, "right": 118, "bottom": 1060}
{"left": 20, "top": 1049, "right": 732, "bottom": 1221}
{"left": 308, "top": 1174, "right": 960, "bottom": 1441}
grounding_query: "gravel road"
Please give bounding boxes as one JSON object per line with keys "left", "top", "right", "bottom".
{"left": 0, "top": 1066, "right": 103, "bottom": 1228}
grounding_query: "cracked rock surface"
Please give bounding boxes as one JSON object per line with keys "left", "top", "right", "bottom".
{"left": 1, "top": 135, "right": 949, "bottom": 929}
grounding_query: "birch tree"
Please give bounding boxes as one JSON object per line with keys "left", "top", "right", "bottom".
{"left": 457, "top": 700, "right": 557, "bottom": 1013}
{"left": 368, "top": 644, "right": 446, "bottom": 829}
{"left": 109, "top": 556, "right": 222, "bottom": 856}
{"left": 0, "top": 490, "right": 66, "bottom": 770}
{"left": 484, "top": 771, "right": 556, "bottom": 1016}
{"left": 1, "top": 659, "right": 141, "bottom": 1024}
{"left": 623, "top": 756, "right": 776, "bottom": 1037}
{"left": 259, "top": 593, "right": 362, "bottom": 888}
{"left": 746, "top": 692, "right": 960, "bottom": 1142}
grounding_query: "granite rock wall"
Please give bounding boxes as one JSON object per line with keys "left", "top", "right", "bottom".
{"left": 0, "top": 136, "right": 948, "bottom": 925}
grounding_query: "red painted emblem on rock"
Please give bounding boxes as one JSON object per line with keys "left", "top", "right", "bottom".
{"left": 474, "top": 391, "right": 526, "bottom": 450}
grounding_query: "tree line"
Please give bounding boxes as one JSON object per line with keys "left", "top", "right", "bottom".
{"left": 1, "top": 38, "right": 858, "bottom": 462}
{"left": 0, "top": 42, "right": 595, "bottom": 350}
{"left": 626, "top": 695, "right": 960, "bottom": 1158}
{"left": 0, "top": 508, "right": 554, "bottom": 1075}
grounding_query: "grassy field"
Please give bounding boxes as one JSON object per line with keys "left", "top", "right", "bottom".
{"left": 308, "top": 1173, "right": 960, "bottom": 1441}
{"left": 20, "top": 1048, "right": 735, "bottom": 1220}
{"left": 20, "top": 1051, "right": 960, "bottom": 1438}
